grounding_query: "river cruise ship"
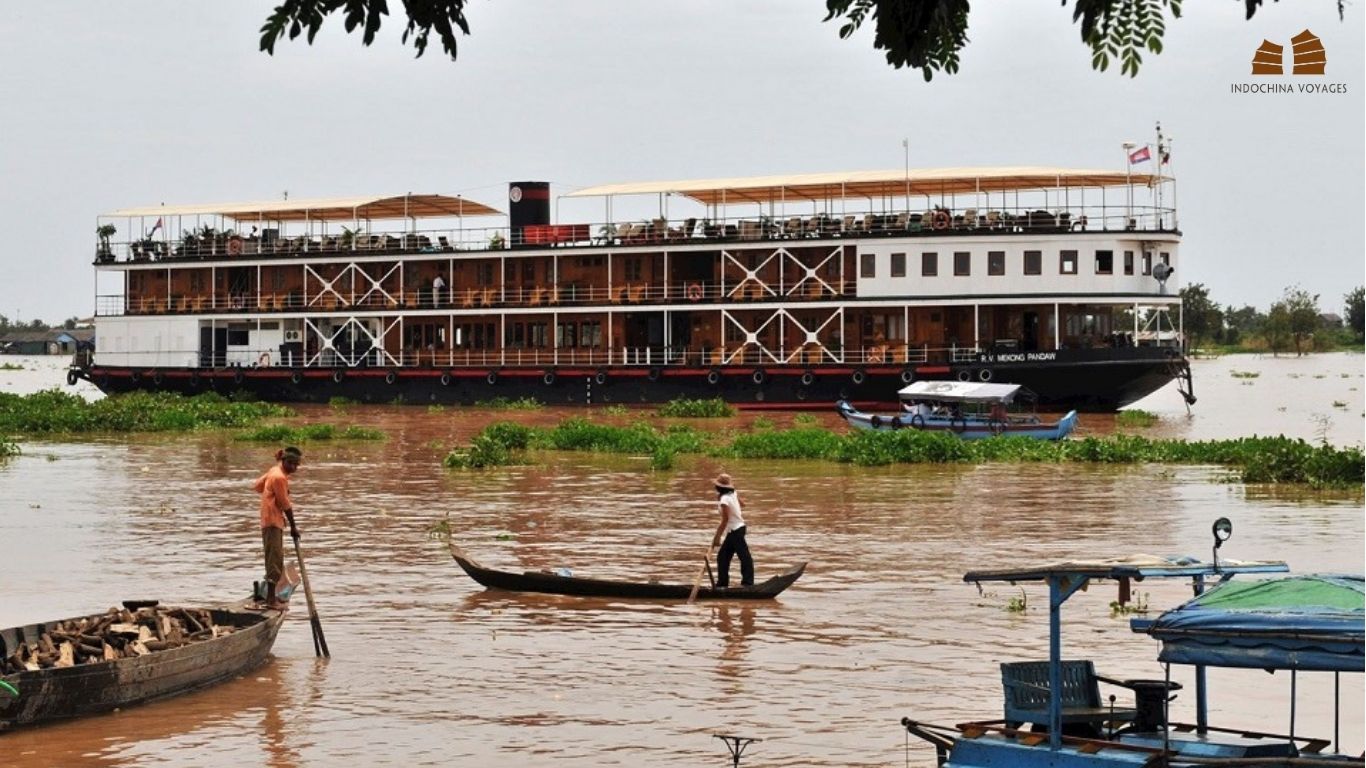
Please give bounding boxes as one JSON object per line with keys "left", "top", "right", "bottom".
{"left": 74, "top": 167, "right": 1192, "bottom": 409}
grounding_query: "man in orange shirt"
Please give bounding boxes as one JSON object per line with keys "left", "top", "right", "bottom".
{"left": 254, "top": 446, "right": 301, "bottom": 608}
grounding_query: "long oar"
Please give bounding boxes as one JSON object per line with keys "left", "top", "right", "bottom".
{"left": 687, "top": 544, "right": 718, "bottom": 604}
{"left": 285, "top": 512, "right": 330, "bottom": 658}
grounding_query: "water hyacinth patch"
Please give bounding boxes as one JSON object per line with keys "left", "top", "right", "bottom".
{"left": 235, "top": 423, "right": 386, "bottom": 442}
{"left": 1115, "top": 409, "right": 1159, "bottom": 428}
{"left": 657, "top": 397, "right": 736, "bottom": 418}
{"left": 0, "top": 436, "right": 19, "bottom": 459}
{"left": 0, "top": 390, "right": 292, "bottom": 434}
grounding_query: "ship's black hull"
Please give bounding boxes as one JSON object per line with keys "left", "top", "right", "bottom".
{"left": 78, "top": 348, "right": 1185, "bottom": 412}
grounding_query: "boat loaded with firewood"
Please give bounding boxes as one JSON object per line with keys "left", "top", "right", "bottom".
{"left": 72, "top": 160, "right": 1195, "bottom": 410}
{"left": 0, "top": 600, "right": 285, "bottom": 730}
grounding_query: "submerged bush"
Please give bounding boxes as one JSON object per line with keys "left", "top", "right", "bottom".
{"left": 0, "top": 390, "right": 291, "bottom": 434}
{"left": 1115, "top": 409, "right": 1159, "bottom": 428}
{"left": 474, "top": 396, "right": 542, "bottom": 411}
{"left": 657, "top": 397, "right": 735, "bottom": 418}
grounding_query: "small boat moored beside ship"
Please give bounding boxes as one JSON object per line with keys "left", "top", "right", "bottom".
{"left": 836, "top": 380, "right": 1079, "bottom": 440}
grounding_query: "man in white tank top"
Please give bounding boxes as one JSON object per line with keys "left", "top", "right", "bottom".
{"left": 710, "top": 473, "right": 754, "bottom": 587}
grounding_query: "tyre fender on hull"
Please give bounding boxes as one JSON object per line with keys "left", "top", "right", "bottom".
{"left": 486, "top": 371, "right": 499, "bottom": 386}
{"left": 384, "top": 371, "right": 398, "bottom": 385}
{"left": 65, "top": 369, "right": 79, "bottom": 387}
{"left": 440, "top": 372, "right": 453, "bottom": 387}
{"left": 706, "top": 369, "right": 721, "bottom": 386}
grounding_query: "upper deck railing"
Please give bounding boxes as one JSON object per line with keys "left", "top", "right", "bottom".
{"left": 94, "top": 203, "right": 1177, "bottom": 266}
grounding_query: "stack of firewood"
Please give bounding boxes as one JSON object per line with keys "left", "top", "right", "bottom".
{"left": 3, "top": 606, "right": 234, "bottom": 673}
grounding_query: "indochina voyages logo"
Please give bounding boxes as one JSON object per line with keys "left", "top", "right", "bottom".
{"left": 1233, "top": 29, "right": 1348, "bottom": 94}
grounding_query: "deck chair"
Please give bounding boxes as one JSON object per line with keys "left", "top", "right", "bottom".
{"left": 985, "top": 211, "right": 1001, "bottom": 229}
{"left": 963, "top": 209, "right": 979, "bottom": 229}
{"left": 438, "top": 236, "right": 453, "bottom": 252}
{"left": 461, "top": 288, "right": 476, "bottom": 308}
{"left": 841, "top": 215, "right": 856, "bottom": 235}
{"left": 1001, "top": 661, "right": 1136, "bottom": 733}
{"left": 805, "top": 216, "right": 822, "bottom": 238}
{"left": 784, "top": 217, "right": 803, "bottom": 238}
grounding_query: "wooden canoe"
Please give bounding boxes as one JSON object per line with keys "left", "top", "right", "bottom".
{"left": 448, "top": 544, "right": 805, "bottom": 600}
{"left": 0, "top": 600, "right": 285, "bottom": 731}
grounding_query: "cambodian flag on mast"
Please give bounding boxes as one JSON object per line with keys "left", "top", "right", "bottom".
{"left": 1128, "top": 146, "right": 1151, "bottom": 164}
{"left": 148, "top": 217, "right": 164, "bottom": 236}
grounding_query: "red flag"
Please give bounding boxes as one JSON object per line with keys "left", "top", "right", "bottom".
{"left": 1128, "top": 146, "right": 1151, "bottom": 164}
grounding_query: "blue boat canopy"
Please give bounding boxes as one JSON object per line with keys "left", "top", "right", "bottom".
{"left": 1135, "top": 575, "right": 1365, "bottom": 672}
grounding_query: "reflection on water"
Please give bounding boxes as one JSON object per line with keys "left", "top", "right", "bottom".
{"left": 0, "top": 354, "right": 1361, "bottom": 766}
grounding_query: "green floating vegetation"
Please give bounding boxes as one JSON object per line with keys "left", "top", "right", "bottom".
{"left": 657, "top": 397, "right": 736, "bottom": 418}
{"left": 473, "top": 396, "right": 543, "bottom": 411}
{"left": 0, "top": 436, "right": 19, "bottom": 459}
{"left": 1230, "top": 370, "right": 1260, "bottom": 379}
{"left": 442, "top": 416, "right": 1364, "bottom": 488}
{"left": 0, "top": 389, "right": 292, "bottom": 434}
{"left": 0, "top": 363, "right": 24, "bottom": 371}
{"left": 1115, "top": 409, "right": 1159, "bottom": 428}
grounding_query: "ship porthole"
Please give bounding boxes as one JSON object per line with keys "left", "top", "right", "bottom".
{"left": 332, "top": 370, "right": 346, "bottom": 383}
{"left": 706, "top": 369, "right": 721, "bottom": 386}
{"left": 851, "top": 369, "right": 866, "bottom": 386}
{"left": 543, "top": 371, "right": 556, "bottom": 386}
{"left": 290, "top": 371, "right": 303, "bottom": 385}
{"left": 957, "top": 370, "right": 972, "bottom": 382}
{"left": 486, "top": 371, "right": 499, "bottom": 386}
{"left": 751, "top": 369, "right": 766, "bottom": 385}
{"left": 979, "top": 368, "right": 993, "bottom": 382}
{"left": 384, "top": 371, "right": 397, "bottom": 385}
{"left": 440, "top": 372, "right": 453, "bottom": 387}
{"left": 800, "top": 371, "right": 814, "bottom": 387}
{"left": 900, "top": 369, "right": 914, "bottom": 384}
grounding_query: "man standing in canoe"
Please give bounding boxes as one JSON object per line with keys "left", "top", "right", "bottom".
{"left": 710, "top": 473, "right": 754, "bottom": 588}
{"left": 255, "top": 446, "right": 301, "bottom": 608}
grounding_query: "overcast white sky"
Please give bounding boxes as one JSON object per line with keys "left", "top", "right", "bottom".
{"left": 1, "top": 1, "right": 1361, "bottom": 322}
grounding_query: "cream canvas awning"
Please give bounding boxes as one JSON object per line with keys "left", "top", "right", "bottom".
{"left": 565, "top": 167, "right": 1166, "bottom": 206}
{"left": 104, "top": 194, "right": 502, "bottom": 222}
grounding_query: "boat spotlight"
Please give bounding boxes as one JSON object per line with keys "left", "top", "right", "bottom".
{"left": 1211, "top": 517, "right": 1233, "bottom": 570}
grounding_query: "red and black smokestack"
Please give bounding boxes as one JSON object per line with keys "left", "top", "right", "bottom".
{"left": 508, "top": 182, "right": 550, "bottom": 246}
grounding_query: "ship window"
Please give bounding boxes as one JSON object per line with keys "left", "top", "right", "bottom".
{"left": 1024, "top": 251, "right": 1042, "bottom": 275}
{"left": 1095, "top": 250, "right": 1113, "bottom": 275}
{"left": 227, "top": 328, "right": 249, "bottom": 346}
{"left": 860, "top": 253, "right": 875, "bottom": 278}
{"left": 625, "top": 257, "right": 644, "bottom": 282}
{"left": 522, "top": 260, "right": 535, "bottom": 282}
{"left": 1124, "top": 251, "right": 1134, "bottom": 275}
{"left": 890, "top": 252, "right": 906, "bottom": 278}
{"left": 557, "top": 322, "right": 575, "bottom": 348}
{"left": 1160, "top": 251, "right": 1170, "bottom": 265}
{"left": 478, "top": 263, "right": 495, "bottom": 286}
{"left": 921, "top": 252, "right": 938, "bottom": 277}
{"left": 581, "top": 321, "right": 602, "bottom": 348}
{"left": 528, "top": 322, "right": 548, "bottom": 348}
{"left": 954, "top": 252, "right": 970, "bottom": 277}
{"left": 988, "top": 251, "right": 1005, "bottom": 276}
{"left": 189, "top": 272, "right": 203, "bottom": 292}
{"left": 1060, "top": 250, "right": 1078, "bottom": 275}
{"left": 1142, "top": 251, "right": 1153, "bottom": 275}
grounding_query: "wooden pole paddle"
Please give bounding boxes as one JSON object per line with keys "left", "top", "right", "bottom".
{"left": 687, "top": 545, "right": 717, "bottom": 604}
{"left": 286, "top": 511, "right": 330, "bottom": 658}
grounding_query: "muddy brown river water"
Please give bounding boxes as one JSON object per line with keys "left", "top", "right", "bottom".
{"left": 0, "top": 354, "right": 1362, "bottom": 766}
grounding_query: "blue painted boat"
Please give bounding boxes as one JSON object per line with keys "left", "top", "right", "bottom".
{"left": 900, "top": 520, "right": 1364, "bottom": 767}
{"left": 836, "top": 381, "right": 1078, "bottom": 440}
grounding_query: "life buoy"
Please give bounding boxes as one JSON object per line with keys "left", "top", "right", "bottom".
{"left": 65, "top": 369, "right": 79, "bottom": 386}
{"left": 332, "top": 369, "right": 346, "bottom": 383}
{"left": 931, "top": 210, "right": 951, "bottom": 230}
{"left": 910, "top": 414, "right": 925, "bottom": 429}
{"left": 979, "top": 368, "right": 993, "bottom": 382}
{"left": 706, "top": 369, "right": 721, "bottom": 386}
{"left": 384, "top": 371, "right": 398, "bottom": 385}
{"left": 869, "top": 415, "right": 883, "bottom": 428}
{"left": 957, "top": 370, "right": 972, "bottom": 382}
{"left": 227, "top": 237, "right": 243, "bottom": 255}
{"left": 851, "top": 369, "right": 866, "bottom": 386}
{"left": 543, "top": 371, "right": 557, "bottom": 386}
{"left": 290, "top": 371, "right": 303, "bottom": 385}
{"left": 800, "top": 371, "right": 815, "bottom": 387}
{"left": 594, "top": 370, "right": 608, "bottom": 386}
{"left": 900, "top": 369, "right": 915, "bottom": 384}
{"left": 751, "top": 369, "right": 766, "bottom": 385}
{"left": 440, "top": 372, "right": 452, "bottom": 386}
{"left": 686, "top": 282, "right": 703, "bottom": 301}
{"left": 257, "top": 352, "right": 271, "bottom": 368}
{"left": 486, "top": 371, "right": 498, "bottom": 386}
{"left": 647, "top": 367, "right": 662, "bottom": 382}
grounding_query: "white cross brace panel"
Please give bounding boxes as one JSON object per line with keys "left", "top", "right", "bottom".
{"left": 304, "top": 316, "right": 403, "bottom": 367}
{"left": 783, "top": 247, "right": 841, "bottom": 298}
{"left": 720, "top": 306, "right": 844, "bottom": 364}
{"left": 721, "top": 249, "right": 780, "bottom": 298}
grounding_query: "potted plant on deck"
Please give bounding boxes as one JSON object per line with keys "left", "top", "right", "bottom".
{"left": 95, "top": 224, "right": 117, "bottom": 262}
